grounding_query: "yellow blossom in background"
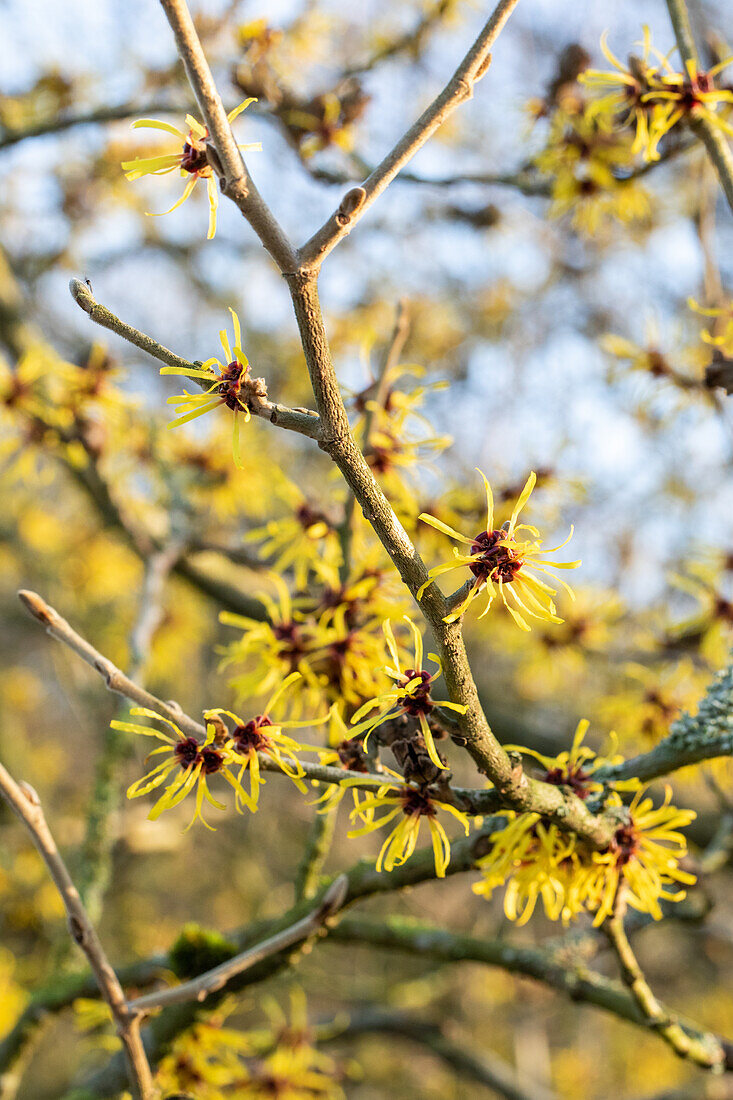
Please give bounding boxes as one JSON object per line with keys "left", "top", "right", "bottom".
{"left": 689, "top": 296, "right": 733, "bottom": 358}
{"left": 599, "top": 659, "right": 707, "bottom": 747}
{"left": 155, "top": 991, "right": 348, "bottom": 1098}
{"left": 348, "top": 785, "right": 469, "bottom": 878}
{"left": 582, "top": 28, "right": 733, "bottom": 161}
{"left": 535, "top": 108, "right": 651, "bottom": 237}
{"left": 346, "top": 361, "right": 452, "bottom": 512}
{"left": 220, "top": 575, "right": 324, "bottom": 710}
{"left": 507, "top": 586, "right": 625, "bottom": 702}
{"left": 0, "top": 948, "right": 26, "bottom": 1040}
{"left": 600, "top": 325, "right": 709, "bottom": 400}
{"left": 121, "top": 100, "right": 261, "bottom": 238}
{"left": 313, "top": 602, "right": 400, "bottom": 707}
{"left": 669, "top": 560, "right": 733, "bottom": 666}
{"left": 244, "top": 475, "right": 342, "bottom": 588}
{"left": 419, "top": 470, "right": 579, "bottom": 628}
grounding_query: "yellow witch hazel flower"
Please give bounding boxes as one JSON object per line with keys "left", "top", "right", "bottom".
{"left": 244, "top": 475, "right": 342, "bottom": 589}
{"left": 161, "top": 307, "right": 259, "bottom": 469}
{"left": 582, "top": 786, "right": 696, "bottom": 925}
{"left": 419, "top": 470, "right": 580, "bottom": 629}
{"left": 206, "top": 672, "right": 328, "bottom": 812}
{"left": 473, "top": 812, "right": 582, "bottom": 925}
{"left": 581, "top": 27, "right": 733, "bottom": 161}
{"left": 349, "top": 616, "right": 466, "bottom": 771}
{"left": 219, "top": 575, "right": 323, "bottom": 711}
{"left": 534, "top": 109, "right": 651, "bottom": 238}
{"left": 474, "top": 719, "right": 632, "bottom": 925}
{"left": 474, "top": 765, "right": 696, "bottom": 927}
{"left": 121, "top": 99, "right": 261, "bottom": 238}
{"left": 111, "top": 707, "right": 249, "bottom": 831}
{"left": 689, "top": 297, "right": 733, "bottom": 359}
{"left": 507, "top": 718, "right": 635, "bottom": 799}
{"left": 311, "top": 707, "right": 405, "bottom": 816}
{"left": 348, "top": 785, "right": 470, "bottom": 878}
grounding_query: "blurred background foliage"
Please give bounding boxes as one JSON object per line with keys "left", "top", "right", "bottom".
{"left": 1, "top": 0, "right": 733, "bottom": 1096}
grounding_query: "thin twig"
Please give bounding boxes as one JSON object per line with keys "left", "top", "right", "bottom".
{"left": 298, "top": 0, "right": 522, "bottom": 269}
{"left": 17, "top": 589, "right": 205, "bottom": 739}
{"left": 77, "top": 545, "right": 181, "bottom": 926}
{"left": 332, "top": 915, "right": 733, "bottom": 1070}
{"left": 0, "top": 767, "right": 154, "bottom": 1099}
{"left": 127, "top": 875, "right": 347, "bottom": 1015}
{"left": 604, "top": 883, "right": 727, "bottom": 1069}
{"left": 67, "top": 821, "right": 505, "bottom": 1097}
{"left": 69, "top": 278, "right": 322, "bottom": 441}
{"left": 0, "top": 99, "right": 191, "bottom": 151}
{"left": 294, "top": 808, "right": 339, "bottom": 902}
{"left": 15, "top": 589, "right": 505, "bottom": 813}
{"left": 323, "top": 1008, "right": 558, "bottom": 1100}
{"left": 341, "top": 0, "right": 457, "bottom": 79}
{"left": 158, "top": 0, "right": 298, "bottom": 271}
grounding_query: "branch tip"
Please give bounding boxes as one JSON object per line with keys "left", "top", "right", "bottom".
{"left": 18, "top": 589, "right": 53, "bottom": 625}
{"left": 69, "top": 277, "right": 94, "bottom": 313}
{"left": 319, "top": 873, "right": 349, "bottom": 917}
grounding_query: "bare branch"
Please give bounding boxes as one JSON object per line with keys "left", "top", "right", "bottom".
{"left": 298, "top": 0, "right": 521, "bottom": 269}
{"left": 69, "top": 279, "right": 322, "bottom": 441}
{"left": 0, "top": 766, "right": 154, "bottom": 1099}
{"left": 285, "top": 270, "right": 615, "bottom": 847}
{"left": 127, "top": 875, "right": 348, "bottom": 1015}
{"left": 68, "top": 822, "right": 506, "bottom": 1097}
{"left": 294, "top": 807, "right": 339, "bottom": 902}
{"left": 595, "top": 660, "right": 733, "bottom": 785}
{"left": 324, "top": 1008, "right": 558, "bottom": 1100}
{"left": 604, "top": 883, "right": 727, "bottom": 1069}
{"left": 76, "top": 545, "right": 182, "bottom": 930}
{"left": 129, "top": 545, "right": 182, "bottom": 677}
{"left": 158, "top": 0, "right": 298, "bottom": 272}
{"left": 333, "top": 915, "right": 733, "bottom": 1071}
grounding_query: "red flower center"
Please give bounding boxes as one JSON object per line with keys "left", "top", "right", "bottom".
{"left": 200, "top": 746, "right": 224, "bottom": 774}
{"left": 400, "top": 669, "right": 433, "bottom": 716}
{"left": 544, "top": 763, "right": 593, "bottom": 799}
{"left": 609, "top": 821, "right": 640, "bottom": 866}
{"left": 173, "top": 737, "right": 223, "bottom": 774}
{"left": 401, "top": 789, "right": 436, "bottom": 818}
{"left": 217, "top": 360, "right": 247, "bottom": 411}
{"left": 233, "top": 715, "right": 274, "bottom": 753}
{"left": 469, "top": 529, "right": 522, "bottom": 585}
{"left": 174, "top": 737, "right": 201, "bottom": 768}
{"left": 180, "top": 140, "right": 209, "bottom": 174}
